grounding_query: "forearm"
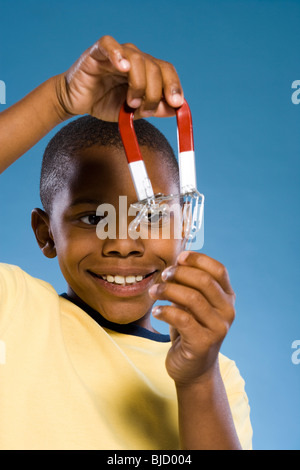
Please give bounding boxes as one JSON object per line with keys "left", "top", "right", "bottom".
{"left": 176, "top": 364, "right": 242, "bottom": 450}
{"left": 0, "top": 74, "right": 69, "bottom": 173}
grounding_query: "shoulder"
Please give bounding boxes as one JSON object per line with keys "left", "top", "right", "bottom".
{"left": 0, "top": 263, "right": 56, "bottom": 295}
{"left": 0, "top": 263, "right": 24, "bottom": 288}
{"left": 0, "top": 263, "right": 57, "bottom": 332}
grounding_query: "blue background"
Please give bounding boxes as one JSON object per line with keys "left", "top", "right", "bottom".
{"left": 0, "top": 0, "right": 299, "bottom": 450}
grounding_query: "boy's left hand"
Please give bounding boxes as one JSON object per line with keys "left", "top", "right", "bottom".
{"left": 149, "top": 251, "right": 236, "bottom": 386}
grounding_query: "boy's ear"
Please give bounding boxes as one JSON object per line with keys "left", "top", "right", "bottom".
{"left": 31, "top": 208, "right": 57, "bottom": 259}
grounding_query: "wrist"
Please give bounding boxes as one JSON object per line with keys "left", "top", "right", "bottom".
{"left": 51, "top": 73, "right": 76, "bottom": 122}
{"left": 175, "top": 360, "right": 221, "bottom": 393}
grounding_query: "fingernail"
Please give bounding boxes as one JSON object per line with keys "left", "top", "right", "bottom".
{"left": 148, "top": 284, "right": 160, "bottom": 297}
{"left": 161, "top": 267, "right": 174, "bottom": 281}
{"left": 177, "top": 251, "right": 189, "bottom": 264}
{"left": 120, "top": 60, "right": 130, "bottom": 70}
{"left": 152, "top": 306, "right": 162, "bottom": 317}
{"left": 118, "top": 58, "right": 130, "bottom": 70}
{"left": 129, "top": 98, "right": 142, "bottom": 108}
{"left": 171, "top": 91, "right": 183, "bottom": 107}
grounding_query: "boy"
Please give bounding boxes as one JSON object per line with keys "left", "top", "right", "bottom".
{"left": 0, "top": 35, "right": 252, "bottom": 450}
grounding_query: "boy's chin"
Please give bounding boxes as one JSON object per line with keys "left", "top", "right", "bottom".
{"left": 66, "top": 283, "right": 154, "bottom": 327}
{"left": 78, "top": 294, "right": 153, "bottom": 327}
{"left": 93, "top": 301, "right": 152, "bottom": 327}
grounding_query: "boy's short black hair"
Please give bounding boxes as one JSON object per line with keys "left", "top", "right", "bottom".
{"left": 40, "top": 115, "right": 179, "bottom": 214}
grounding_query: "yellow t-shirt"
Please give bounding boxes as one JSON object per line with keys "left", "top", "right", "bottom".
{"left": 0, "top": 263, "right": 253, "bottom": 450}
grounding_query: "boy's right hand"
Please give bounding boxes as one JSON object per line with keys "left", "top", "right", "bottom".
{"left": 55, "top": 35, "right": 184, "bottom": 122}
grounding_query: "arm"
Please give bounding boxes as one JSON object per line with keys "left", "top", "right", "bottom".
{"left": 176, "top": 365, "right": 242, "bottom": 450}
{"left": 149, "top": 251, "right": 243, "bottom": 450}
{"left": 0, "top": 76, "right": 67, "bottom": 173}
{"left": 0, "top": 35, "right": 184, "bottom": 173}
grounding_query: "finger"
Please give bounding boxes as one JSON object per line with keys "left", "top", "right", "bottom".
{"left": 154, "top": 302, "right": 181, "bottom": 343}
{"left": 149, "top": 282, "right": 231, "bottom": 331}
{"left": 177, "top": 251, "right": 235, "bottom": 296}
{"left": 155, "top": 59, "right": 184, "bottom": 109}
{"left": 93, "top": 35, "right": 131, "bottom": 72}
{"left": 136, "top": 98, "right": 178, "bottom": 118}
{"left": 126, "top": 48, "right": 183, "bottom": 112}
{"left": 161, "top": 265, "right": 235, "bottom": 312}
{"left": 169, "top": 325, "right": 180, "bottom": 343}
{"left": 138, "top": 59, "right": 163, "bottom": 116}
{"left": 152, "top": 305, "right": 221, "bottom": 351}
{"left": 125, "top": 50, "right": 147, "bottom": 108}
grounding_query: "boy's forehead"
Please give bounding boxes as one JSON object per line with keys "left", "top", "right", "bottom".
{"left": 66, "top": 145, "right": 177, "bottom": 199}
{"left": 71, "top": 145, "right": 131, "bottom": 193}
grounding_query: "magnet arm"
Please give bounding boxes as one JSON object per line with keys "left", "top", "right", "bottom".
{"left": 118, "top": 103, "right": 154, "bottom": 201}
{"left": 118, "top": 99, "right": 197, "bottom": 200}
{"left": 176, "top": 100, "right": 197, "bottom": 193}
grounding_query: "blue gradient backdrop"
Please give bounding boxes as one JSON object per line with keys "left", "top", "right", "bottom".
{"left": 0, "top": 0, "right": 299, "bottom": 450}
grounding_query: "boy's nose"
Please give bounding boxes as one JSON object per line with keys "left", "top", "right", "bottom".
{"left": 101, "top": 236, "right": 145, "bottom": 258}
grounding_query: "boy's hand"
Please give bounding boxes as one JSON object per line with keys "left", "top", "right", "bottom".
{"left": 56, "top": 35, "right": 184, "bottom": 122}
{"left": 149, "top": 252, "right": 236, "bottom": 387}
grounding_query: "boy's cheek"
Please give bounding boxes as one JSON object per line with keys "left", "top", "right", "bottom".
{"left": 147, "top": 239, "right": 183, "bottom": 266}
{"left": 53, "top": 224, "right": 183, "bottom": 277}
{"left": 54, "top": 237, "right": 94, "bottom": 278}
{"left": 52, "top": 222, "right": 96, "bottom": 253}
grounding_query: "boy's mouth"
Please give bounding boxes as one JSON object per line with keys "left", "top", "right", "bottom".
{"left": 87, "top": 270, "right": 158, "bottom": 297}
{"left": 91, "top": 272, "right": 153, "bottom": 285}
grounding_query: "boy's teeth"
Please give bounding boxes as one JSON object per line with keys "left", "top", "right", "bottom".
{"left": 115, "top": 275, "right": 125, "bottom": 285}
{"left": 101, "top": 274, "right": 146, "bottom": 284}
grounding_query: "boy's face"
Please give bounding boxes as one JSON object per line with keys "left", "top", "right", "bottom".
{"left": 37, "top": 145, "right": 183, "bottom": 331}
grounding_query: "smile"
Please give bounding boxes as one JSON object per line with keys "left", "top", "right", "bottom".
{"left": 88, "top": 270, "right": 158, "bottom": 297}
{"left": 96, "top": 274, "right": 148, "bottom": 285}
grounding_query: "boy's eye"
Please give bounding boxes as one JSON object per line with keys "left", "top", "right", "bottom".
{"left": 79, "top": 214, "right": 102, "bottom": 225}
{"left": 141, "top": 209, "right": 169, "bottom": 227}
{"left": 147, "top": 211, "right": 163, "bottom": 224}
